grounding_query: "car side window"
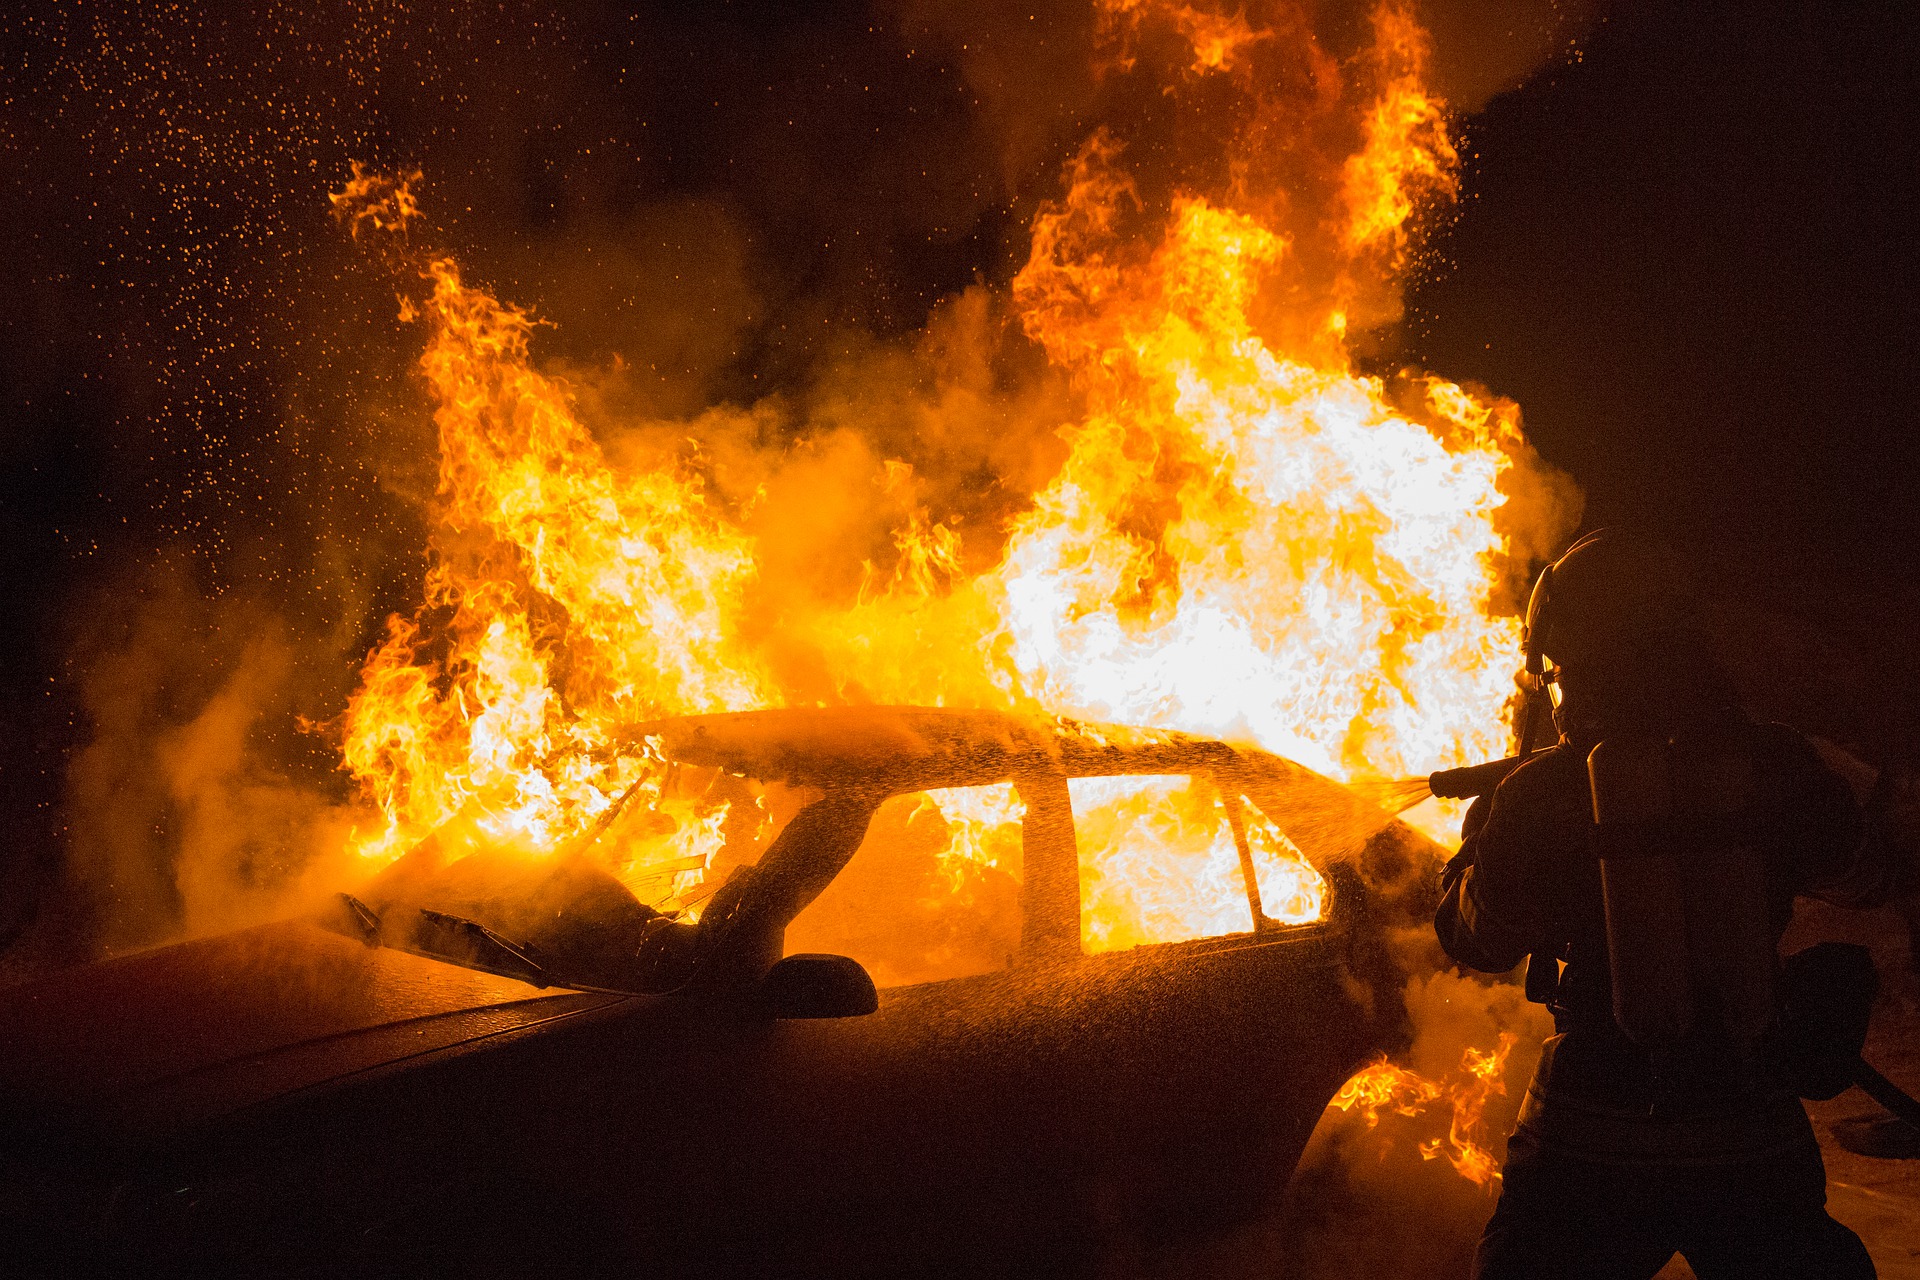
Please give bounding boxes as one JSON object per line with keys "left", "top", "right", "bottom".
{"left": 1072, "top": 774, "right": 1323, "bottom": 953}
{"left": 772, "top": 768, "right": 1324, "bottom": 985}
{"left": 781, "top": 785, "right": 1025, "bottom": 989}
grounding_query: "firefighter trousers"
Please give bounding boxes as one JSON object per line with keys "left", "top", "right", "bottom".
{"left": 1472, "top": 1124, "right": 1874, "bottom": 1279}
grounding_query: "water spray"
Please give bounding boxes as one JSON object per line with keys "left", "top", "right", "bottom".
{"left": 1352, "top": 751, "right": 1548, "bottom": 816}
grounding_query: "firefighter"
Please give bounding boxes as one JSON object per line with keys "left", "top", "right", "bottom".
{"left": 1437, "top": 529, "right": 1904, "bottom": 1279}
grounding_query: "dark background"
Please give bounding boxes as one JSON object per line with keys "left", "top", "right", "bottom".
{"left": 2, "top": 0, "right": 1915, "bottom": 955}
{"left": 1406, "top": 0, "right": 1920, "bottom": 763}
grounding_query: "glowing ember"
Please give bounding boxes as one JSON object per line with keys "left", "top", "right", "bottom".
{"left": 325, "top": 1, "right": 1568, "bottom": 953}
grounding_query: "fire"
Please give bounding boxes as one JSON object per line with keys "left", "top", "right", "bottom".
{"left": 334, "top": 252, "right": 766, "bottom": 885}
{"left": 1074, "top": 775, "right": 1323, "bottom": 952}
{"left": 1329, "top": 1058, "right": 1444, "bottom": 1126}
{"left": 999, "top": 178, "right": 1521, "bottom": 796}
{"left": 1097, "top": 0, "right": 1268, "bottom": 75}
{"left": 1418, "top": 1033, "right": 1519, "bottom": 1185}
{"left": 1340, "top": 7, "right": 1460, "bottom": 264}
{"left": 1329, "top": 1032, "right": 1518, "bottom": 1187}
{"left": 327, "top": 163, "right": 421, "bottom": 241}
{"left": 920, "top": 783, "right": 1026, "bottom": 888}
{"left": 326, "top": 3, "right": 1566, "bottom": 957}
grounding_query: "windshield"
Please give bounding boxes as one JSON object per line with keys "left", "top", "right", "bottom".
{"left": 341, "top": 845, "right": 674, "bottom": 992}
{"left": 332, "top": 765, "right": 831, "bottom": 993}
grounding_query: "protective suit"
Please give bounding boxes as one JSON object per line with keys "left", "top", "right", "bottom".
{"left": 1437, "top": 531, "right": 1890, "bottom": 1279}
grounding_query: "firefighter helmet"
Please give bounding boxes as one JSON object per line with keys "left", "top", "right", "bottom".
{"left": 1522, "top": 528, "right": 1696, "bottom": 677}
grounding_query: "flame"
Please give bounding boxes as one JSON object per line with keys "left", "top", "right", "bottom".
{"left": 1096, "top": 0, "right": 1269, "bottom": 75}
{"left": 1418, "top": 1032, "right": 1517, "bottom": 1185}
{"left": 1000, "top": 178, "right": 1522, "bottom": 798}
{"left": 1329, "top": 1031, "right": 1518, "bottom": 1188}
{"left": 327, "top": 162, "right": 421, "bottom": 241}
{"left": 327, "top": 2, "right": 1566, "bottom": 956}
{"left": 1330, "top": 1058, "right": 1444, "bottom": 1126}
{"left": 1073, "top": 775, "right": 1322, "bottom": 952}
{"left": 1340, "top": 7, "right": 1460, "bottom": 266}
{"left": 336, "top": 253, "right": 766, "bottom": 884}
{"left": 919, "top": 783, "right": 1026, "bottom": 888}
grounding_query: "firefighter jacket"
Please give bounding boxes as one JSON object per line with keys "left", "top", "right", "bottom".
{"left": 1435, "top": 710, "right": 1875, "bottom": 1162}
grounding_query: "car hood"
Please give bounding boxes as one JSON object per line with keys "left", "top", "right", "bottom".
{"left": 0, "top": 919, "right": 624, "bottom": 1151}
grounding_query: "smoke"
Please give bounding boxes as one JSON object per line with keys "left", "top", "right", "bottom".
{"left": 1415, "top": 0, "right": 1608, "bottom": 113}
{"left": 14, "top": 567, "right": 361, "bottom": 970}
{"left": 900, "top": 1, "right": 1608, "bottom": 206}
{"left": 655, "top": 284, "right": 1078, "bottom": 708}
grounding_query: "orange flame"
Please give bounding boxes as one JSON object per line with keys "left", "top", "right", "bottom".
{"left": 1329, "top": 1058, "right": 1444, "bottom": 1126}
{"left": 1001, "top": 167, "right": 1524, "bottom": 802}
{"left": 337, "top": 247, "right": 765, "bottom": 883}
{"left": 1096, "top": 0, "right": 1269, "bottom": 75}
{"left": 1419, "top": 1032, "right": 1517, "bottom": 1185}
{"left": 327, "top": 1, "right": 1568, "bottom": 953}
{"left": 1340, "top": 7, "right": 1459, "bottom": 266}
{"left": 327, "top": 162, "right": 421, "bottom": 240}
{"left": 1329, "top": 1032, "right": 1518, "bottom": 1188}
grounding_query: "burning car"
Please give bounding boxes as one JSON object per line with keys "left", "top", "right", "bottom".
{"left": 0, "top": 705, "right": 1441, "bottom": 1277}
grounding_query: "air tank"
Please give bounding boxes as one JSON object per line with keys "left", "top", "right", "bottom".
{"left": 1588, "top": 729, "right": 1775, "bottom": 1055}
{"left": 1671, "top": 730, "right": 1773, "bottom": 1044}
{"left": 1589, "top": 735, "right": 1694, "bottom": 1048}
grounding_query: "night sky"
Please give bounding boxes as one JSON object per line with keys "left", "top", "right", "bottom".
{"left": 1410, "top": 0, "right": 1919, "bottom": 655}
{"left": 2, "top": 0, "right": 1915, "bottom": 954}
{"left": 1406, "top": 0, "right": 1920, "bottom": 761}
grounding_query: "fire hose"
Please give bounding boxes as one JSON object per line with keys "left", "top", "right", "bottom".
{"left": 1427, "top": 751, "right": 1544, "bottom": 802}
{"left": 1854, "top": 1059, "right": 1920, "bottom": 1130}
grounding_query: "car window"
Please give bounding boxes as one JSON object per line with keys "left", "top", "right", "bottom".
{"left": 347, "top": 752, "right": 1326, "bottom": 994}
{"left": 1073, "top": 774, "right": 1324, "bottom": 954}
{"left": 590, "top": 766, "right": 789, "bottom": 918}
{"left": 782, "top": 770, "right": 1326, "bottom": 986}
{"left": 783, "top": 784, "right": 1025, "bottom": 989}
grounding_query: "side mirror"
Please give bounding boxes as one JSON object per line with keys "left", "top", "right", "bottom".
{"left": 758, "top": 953, "right": 878, "bottom": 1019}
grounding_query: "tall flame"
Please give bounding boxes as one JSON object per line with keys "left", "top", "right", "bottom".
{"left": 329, "top": 2, "right": 1568, "bottom": 963}
{"left": 336, "top": 255, "right": 767, "bottom": 886}
{"left": 1000, "top": 171, "right": 1521, "bottom": 788}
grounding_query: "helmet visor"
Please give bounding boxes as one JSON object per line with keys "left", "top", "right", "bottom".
{"left": 1523, "top": 562, "right": 1554, "bottom": 675}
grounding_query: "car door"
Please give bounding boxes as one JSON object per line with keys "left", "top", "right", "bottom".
{"left": 742, "top": 761, "right": 1404, "bottom": 1274}
{"left": 91, "top": 764, "right": 1409, "bottom": 1277}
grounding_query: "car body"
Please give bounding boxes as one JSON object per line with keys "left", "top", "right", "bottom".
{"left": 0, "top": 706, "right": 1444, "bottom": 1277}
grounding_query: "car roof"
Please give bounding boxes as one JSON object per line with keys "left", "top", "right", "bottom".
{"left": 629, "top": 706, "right": 1243, "bottom": 794}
